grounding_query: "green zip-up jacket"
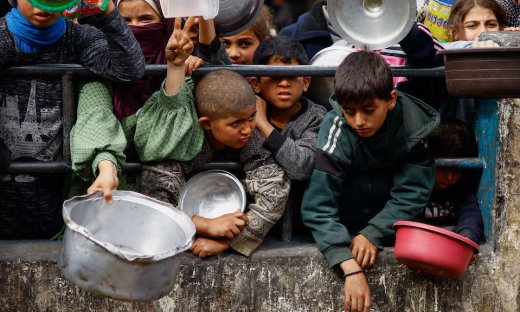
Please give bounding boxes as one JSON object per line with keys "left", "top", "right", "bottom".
{"left": 301, "top": 91, "right": 440, "bottom": 268}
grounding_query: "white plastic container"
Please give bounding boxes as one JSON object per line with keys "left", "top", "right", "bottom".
{"left": 159, "top": 0, "right": 219, "bottom": 19}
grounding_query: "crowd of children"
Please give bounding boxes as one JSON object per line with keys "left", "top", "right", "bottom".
{"left": 1, "top": 0, "right": 514, "bottom": 310}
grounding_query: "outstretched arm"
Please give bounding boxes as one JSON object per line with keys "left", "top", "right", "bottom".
{"left": 70, "top": 80, "right": 127, "bottom": 203}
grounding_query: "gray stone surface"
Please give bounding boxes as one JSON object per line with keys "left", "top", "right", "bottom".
{"left": 0, "top": 239, "right": 496, "bottom": 312}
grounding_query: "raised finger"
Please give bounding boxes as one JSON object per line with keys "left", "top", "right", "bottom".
{"left": 182, "top": 16, "right": 195, "bottom": 35}
{"left": 174, "top": 17, "right": 182, "bottom": 30}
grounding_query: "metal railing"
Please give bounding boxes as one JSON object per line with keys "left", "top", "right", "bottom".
{"left": 1, "top": 64, "right": 496, "bottom": 242}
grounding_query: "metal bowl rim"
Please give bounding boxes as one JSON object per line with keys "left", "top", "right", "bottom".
{"left": 309, "top": 45, "right": 358, "bottom": 65}
{"left": 216, "top": 0, "right": 264, "bottom": 37}
{"left": 62, "top": 190, "right": 196, "bottom": 262}
{"left": 327, "top": 0, "right": 416, "bottom": 50}
{"left": 179, "top": 169, "right": 247, "bottom": 216}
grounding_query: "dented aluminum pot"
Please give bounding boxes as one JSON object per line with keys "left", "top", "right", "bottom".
{"left": 58, "top": 191, "right": 195, "bottom": 302}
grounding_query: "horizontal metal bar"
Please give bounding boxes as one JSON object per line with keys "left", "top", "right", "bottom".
{"left": 6, "top": 162, "right": 72, "bottom": 174}
{"left": 6, "top": 158, "right": 484, "bottom": 173}
{"left": 435, "top": 157, "right": 485, "bottom": 168}
{"left": 0, "top": 64, "right": 446, "bottom": 78}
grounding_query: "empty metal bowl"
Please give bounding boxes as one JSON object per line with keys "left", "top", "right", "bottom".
{"left": 214, "top": 0, "right": 264, "bottom": 37}
{"left": 58, "top": 191, "right": 195, "bottom": 302}
{"left": 307, "top": 42, "right": 357, "bottom": 107}
{"left": 179, "top": 170, "right": 246, "bottom": 219}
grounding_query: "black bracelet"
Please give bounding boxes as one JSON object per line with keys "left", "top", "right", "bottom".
{"left": 343, "top": 269, "right": 365, "bottom": 278}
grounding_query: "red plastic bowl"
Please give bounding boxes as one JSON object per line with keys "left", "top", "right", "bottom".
{"left": 393, "top": 221, "right": 480, "bottom": 279}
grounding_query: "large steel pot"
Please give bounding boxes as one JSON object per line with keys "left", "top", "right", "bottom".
{"left": 58, "top": 191, "right": 195, "bottom": 302}
{"left": 214, "top": 0, "right": 264, "bottom": 37}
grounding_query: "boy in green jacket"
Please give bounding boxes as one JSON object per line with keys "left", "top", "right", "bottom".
{"left": 301, "top": 50, "right": 439, "bottom": 312}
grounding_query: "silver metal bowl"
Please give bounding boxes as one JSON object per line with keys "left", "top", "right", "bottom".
{"left": 307, "top": 42, "right": 357, "bottom": 107}
{"left": 58, "top": 191, "right": 195, "bottom": 302}
{"left": 179, "top": 170, "right": 246, "bottom": 219}
{"left": 214, "top": 0, "right": 264, "bottom": 37}
{"left": 327, "top": 0, "right": 416, "bottom": 50}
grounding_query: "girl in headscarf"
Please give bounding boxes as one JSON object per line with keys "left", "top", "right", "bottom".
{"left": 113, "top": 0, "right": 176, "bottom": 120}
{"left": 113, "top": 0, "right": 230, "bottom": 120}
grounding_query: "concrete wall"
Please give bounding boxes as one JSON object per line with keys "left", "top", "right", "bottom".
{"left": 0, "top": 99, "right": 518, "bottom": 311}
{"left": 0, "top": 240, "right": 496, "bottom": 312}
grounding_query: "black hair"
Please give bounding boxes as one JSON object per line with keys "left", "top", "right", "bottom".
{"left": 195, "top": 69, "right": 256, "bottom": 121}
{"left": 428, "top": 119, "right": 478, "bottom": 157}
{"left": 252, "top": 36, "right": 309, "bottom": 66}
{"left": 334, "top": 50, "right": 393, "bottom": 107}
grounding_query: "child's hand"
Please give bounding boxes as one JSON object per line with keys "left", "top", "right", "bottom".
{"left": 350, "top": 234, "right": 377, "bottom": 269}
{"left": 255, "top": 95, "right": 268, "bottom": 120}
{"left": 194, "top": 210, "right": 248, "bottom": 239}
{"left": 189, "top": 237, "right": 230, "bottom": 258}
{"left": 340, "top": 259, "right": 372, "bottom": 312}
{"left": 253, "top": 95, "right": 276, "bottom": 138}
{"left": 87, "top": 160, "right": 119, "bottom": 204}
{"left": 185, "top": 56, "right": 204, "bottom": 77}
{"left": 472, "top": 40, "right": 500, "bottom": 48}
{"left": 166, "top": 17, "right": 196, "bottom": 68}
{"left": 504, "top": 27, "right": 520, "bottom": 32}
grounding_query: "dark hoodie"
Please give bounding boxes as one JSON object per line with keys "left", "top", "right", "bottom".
{"left": 301, "top": 91, "right": 440, "bottom": 268}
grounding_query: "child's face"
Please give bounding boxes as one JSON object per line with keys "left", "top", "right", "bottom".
{"left": 455, "top": 5, "right": 501, "bottom": 41}
{"left": 119, "top": 0, "right": 162, "bottom": 26}
{"left": 250, "top": 57, "right": 311, "bottom": 111}
{"left": 17, "top": 0, "right": 61, "bottom": 27}
{"left": 435, "top": 168, "right": 461, "bottom": 190}
{"left": 221, "top": 28, "right": 260, "bottom": 65}
{"left": 200, "top": 104, "right": 257, "bottom": 150}
{"left": 342, "top": 91, "right": 397, "bottom": 138}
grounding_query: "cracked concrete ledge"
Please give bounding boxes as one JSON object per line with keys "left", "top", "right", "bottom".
{"left": 0, "top": 239, "right": 496, "bottom": 312}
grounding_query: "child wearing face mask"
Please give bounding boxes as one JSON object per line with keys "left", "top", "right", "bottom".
{"left": 0, "top": 0, "right": 144, "bottom": 239}
{"left": 220, "top": 5, "right": 275, "bottom": 65}
{"left": 114, "top": 0, "right": 230, "bottom": 120}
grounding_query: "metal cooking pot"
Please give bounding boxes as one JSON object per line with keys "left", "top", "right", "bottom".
{"left": 214, "top": 0, "right": 264, "bottom": 37}
{"left": 179, "top": 170, "right": 246, "bottom": 219}
{"left": 58, "top": 191, "right": 195, "bottom": 302}
{"left": 307, "top": 42, "right": 357, "bottom": 108}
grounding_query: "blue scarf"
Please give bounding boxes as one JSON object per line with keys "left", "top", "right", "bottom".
{"left": 5, "top": 7, "right": 66, "bottom": 54}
